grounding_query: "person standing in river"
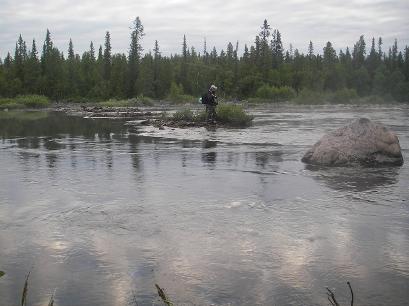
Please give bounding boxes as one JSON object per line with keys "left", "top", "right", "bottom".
{"left": 205, "top": 84, "right": 218, "bottom": 124}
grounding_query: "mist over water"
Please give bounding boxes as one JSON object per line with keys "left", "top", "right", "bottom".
{"left": 0, "top": 105, "right": 408, "bottom": 306}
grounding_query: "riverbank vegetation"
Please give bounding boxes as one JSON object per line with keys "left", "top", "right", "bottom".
{"left": 1, "top": 18, "right": 408, "bottom": 104}
{"left": 3, "top": 269, "right": 354, "bottom": 306}
{"left": 160, "top": 104, "right": 253, "bottom": 127}
{"left": 0, "top": 94, "right": 50, "bottom": 109}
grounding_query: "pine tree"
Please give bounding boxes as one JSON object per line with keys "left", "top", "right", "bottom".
{"left": 14, "top": 34, "right": 27, "bottom": 86}
{"left": 352, "top": 35, "right": 366, "bottom": 68}
{"left": 41, "top": 29, "right": 64, "bottom": 98}
{"left": 24, "top": 39, "right": 41, "bottom": 93}
{"left": 90, "top": 41, "right": 96, "bottom": 62}
{"left": 67, "top": 38, "right": 79, "bottom": 96}
{"left": 203, "top": 37, "right": 208, "bottom": 63}
{"left": 271, "top": 29, "right": 283, "bottom": 68}
{"left": 98, "top": 45, "right": 103, "bottom": 62}
{"left": 367, "top": 37, "right": 379, "bottom": 76}
{"left": 153, "top": 40, "right": 161, "bottom": 98}
{"left": 179, "top": 34, "right": 189, "bottom": 93}
{"left": 391, "top": 39, "right": 398, "bottom": 69}
{"left": 404, "top": 46, "right": 409, "bottom": 81}
{"left": 378, "top": 37, "right": 383, "bottom": 60}
{"left": 259, "top": 19, "right": 271, "bottom": 78}
{"left": 128, "top": 16, "right": 145, "bottom": 97}
{"left": 110, "top": 53, "right": 128, "bottom": 97}
{"left": 103, "top": 31, "right": 112, "bottom": 82}
{"left": 308, "top": 41, "right": 314, "bottom": 58}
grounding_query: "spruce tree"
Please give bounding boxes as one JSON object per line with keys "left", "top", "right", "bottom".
{"left": 153, "top": 40, "right": 161, "bottom": 98}
{"left": 179, "top": 35, "right": 189, "bottom": 93}
{"left": 352, "top": 35, "right": 366, "bottom": 68}
{"left": 103, "top": 31, "right": 112, "bottom": 82}
{"left": 24, "top": 39, "right": 41, "bottom": 93}
{"left": 271, "top": 29, "right": 283, "bottom": 68}
{"left": 259, "top": 19, "right": 271, "bottom": 79}
{"left": 14, "top": 34, "right": 27, "bottom": 86}
{"left": 128, "top": 16, "right": 145, "bottom": 97}
{"left": 90, "top": 41, "right": 96, "bottom": 62}
{"left": 67, "top": 38, "right": 78, "bottom": 96}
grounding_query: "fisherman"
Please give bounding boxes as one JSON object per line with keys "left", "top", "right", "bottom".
{"left": 205, "top": 84, "right": 218, "bottom": 123}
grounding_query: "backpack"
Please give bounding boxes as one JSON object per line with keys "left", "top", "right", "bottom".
{"left": 201, "top": 93, "right": 209, "bottom": 104}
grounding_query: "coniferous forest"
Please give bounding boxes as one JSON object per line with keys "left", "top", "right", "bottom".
{"left": 1, "top": 17, "right": 408, "bottom": 103}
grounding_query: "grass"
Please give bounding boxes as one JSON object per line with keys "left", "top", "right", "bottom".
{"left": 3, "top": 269, "right": 356, "bottom": 306}
{"left": 0, "top": 111, "right": 49, "bottom": 121}
{"left": 254, "top": 84, "right": 296, "bottom": 102}
{"left": 170, "top": 109, "right": 207, "bottom": 123}
{"left": 0, "top": 95, "right": 50, "bottom": 109}
{"left": 155, "top": 283, "right": 174, "bottom": 306}
{"left": 216, "top": 104, "right": 253, "bottom": 127}
{"left": 169, "top": 104, "right": 253, "bottom": 127}
{"left": 97, "top": 95, "right": 155, "bottom": 107}
{"left": 21, "top": 271, "right": 30, "bottom": 306}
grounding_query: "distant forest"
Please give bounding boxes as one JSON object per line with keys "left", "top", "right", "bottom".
{"left": 1, "top": 17, "right": 408, "bottom": 102}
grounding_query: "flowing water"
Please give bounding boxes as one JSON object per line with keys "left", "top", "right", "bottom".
{"left": 0, "top": 105, "right": 408, "bottom": 306}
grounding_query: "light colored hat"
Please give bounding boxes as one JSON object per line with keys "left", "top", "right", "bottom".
{"left": 209, "top": 84, "right": 217, "bottom": 91}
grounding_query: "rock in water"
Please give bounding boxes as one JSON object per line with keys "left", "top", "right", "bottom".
{"left": 302, "top": 118, "right": 404, "bottom": 166}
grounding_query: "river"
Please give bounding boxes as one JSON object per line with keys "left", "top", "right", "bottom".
{"left": 0, "top": 104, "right": 408, "bottom": 306}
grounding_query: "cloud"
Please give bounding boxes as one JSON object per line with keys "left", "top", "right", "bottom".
{"left": 0, "top": 0, "right": 408, "bottom": 58}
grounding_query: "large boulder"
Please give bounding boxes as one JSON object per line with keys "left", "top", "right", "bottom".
{"left": 302, "top": 118, "right": 404, "bottom": 166}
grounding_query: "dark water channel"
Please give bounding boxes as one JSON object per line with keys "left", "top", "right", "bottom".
{"left": 0, "top": 105, "right": 408, "bottom": 306}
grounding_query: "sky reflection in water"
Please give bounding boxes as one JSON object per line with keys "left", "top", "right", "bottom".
{"left": 0, "top": 106, "right": 408, "bottom": 306}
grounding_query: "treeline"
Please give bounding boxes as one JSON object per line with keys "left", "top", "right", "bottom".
{"left": 0, "top": 18, "right": 408, "bottom": 102}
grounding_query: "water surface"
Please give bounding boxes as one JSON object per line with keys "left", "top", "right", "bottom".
{"left": 0, "top": 105, "right": 408, "bottom": 306}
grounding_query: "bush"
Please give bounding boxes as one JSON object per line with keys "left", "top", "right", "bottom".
{"left": 15, "top": 95, "right": 50, "bottom": 108}
{"left": 328, "top": 88, "right": 359, "bottom": 104}
{"left": 170, "top": 105, "right": 252, "bottom": 127}
{"left": 292, "top": 89, "right": 325, "bottom": 104}
{"left": 136, "top": 95, "right": 155, "bottom": 106}
{"left": 167, "top": 82, "right": 196, "bottom": 104}
{"left": 98, "top": 96, "right": 155, "bottom": 107}
{"left": 63, "top": 96, "right": 95, "bottom": 104}
{"left": 216, "top": 104, "right": 253, "bottom": 127}
{"left": 255, "top": 85, "right": 296, "bottom": 102}
{"left": 0, "top": 95, "right": 50, "bottom": 109}
{"left": 0, "top": 98, "right": 22, "bottom": 109}
{"left": 172, "top": 109, "right": 195, "bottom": 121}
{"left": 98, "top": 99, "right": 131, "bottom": 107}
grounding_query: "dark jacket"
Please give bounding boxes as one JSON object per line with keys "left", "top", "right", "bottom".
{"left": 207, "top": 91, "right": 217, "bottom": 105}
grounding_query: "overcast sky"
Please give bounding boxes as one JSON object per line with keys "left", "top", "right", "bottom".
{"left": 1, "top": 0, "right": 408, "bottom": 59}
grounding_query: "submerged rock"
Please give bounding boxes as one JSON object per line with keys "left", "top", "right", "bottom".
{"left": 302, "top": 118, "right": 404, "bottom": 166}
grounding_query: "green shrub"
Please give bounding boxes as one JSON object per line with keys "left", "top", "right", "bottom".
{"left": 15, "top": 95, "right": 50, "bottom": 108}
{"left": 98, "top": 99, "right": 132, "bottom": 107}
{"left": 292, "top": 89, "right": 325, "bottom": 104}
{"left": 0, "top": 98, "right": 23, "bottom": 109}
{"left": 255, "top": 85, "right": 296, "bottom": 102}
{"left": 216, "top": 104, "right": 253, "bottom": 127}
{"left": 328, "top": 88, "right": 359, "bottom": 104}
{"left": 98, "top": 96, "right": 155, "bottom": 107}
{"left": 169, "top": 82, "right": 184, "bottom": 98}
{"left": 63, "top": 96, "right": 94, "bottom": 104}
{"left": 194, "top": 110, "right": 207, "bottom": 122}
{"left": 169, "top": 105, "right": 252, "bottom": 127}
{"left": 167, "top": 82, "right": 196, "bottom": 104}
{"left": 136, "top": 95, "right": 155, "bottom": 106}
{"left": 0, "top": 95, "right": 49, "bottom": 109}
{"left": 172, "top": 109, "right": 195, "bottom": 121}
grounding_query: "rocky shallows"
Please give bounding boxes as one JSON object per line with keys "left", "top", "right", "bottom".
{"left": 302, "top": 118, "right": 404, "bottom": 166}
{"left": 60, "top": 104, "right": 254, "bottom": 129}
